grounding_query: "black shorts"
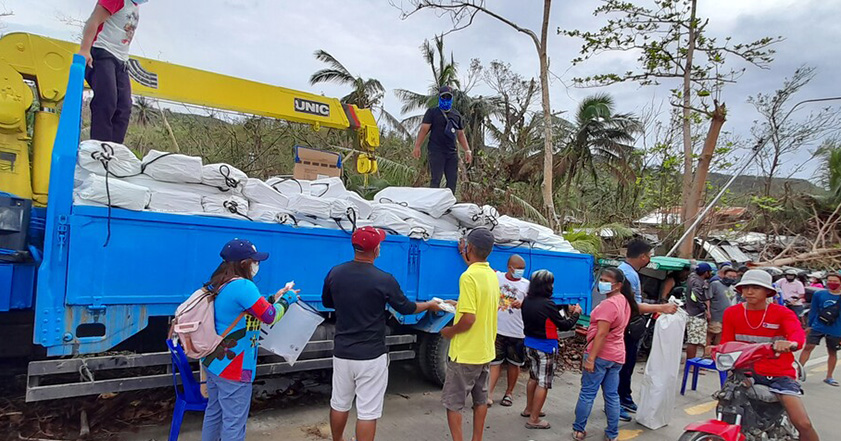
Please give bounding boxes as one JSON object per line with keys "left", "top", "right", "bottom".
{"left": 491, "top": 334, "right": 525, "bottom": 366}
{"left": 807, "top": 330, "right": 841, "bottom": 351}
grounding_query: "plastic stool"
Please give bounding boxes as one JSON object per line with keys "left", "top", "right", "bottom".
{"left": 167, "top": 339, "right": 208, "bottom": 441}
{"left": 681, "top": 357, "right": 727, "bottom": 395}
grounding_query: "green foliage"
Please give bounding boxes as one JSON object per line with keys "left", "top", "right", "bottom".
{"left": 563, "top": 230, "right": 602, "bottom": 256}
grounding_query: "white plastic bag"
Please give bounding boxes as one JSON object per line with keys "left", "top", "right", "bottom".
{"left": 201, "top": 194, "right": 249, "bottom": 218}
{"left": 201, "top": 163, "right": 248, "bottom": 192}
{"left": 75, "top": 174, "right": 150, "bottom": 210}
{"left": 343, "top": 191, "right": 373, "bottom": 219}
{"left": 448, "top": 203, "right": 484, "bottom": 228}
{"left": 242, "top": 178, "right": 290, "bottom": 208}
{"left": 491, "top": 218, "right": 521, "bottom": 243}
{"left": 288, "top": 194, "right": 332, "bottom": 218}
{"left": 141, "top": 150, "right": 203, "bottom": 183}
{"left": 260, "top": 302, "right": 324, "bottom": 366}
{"left": 533, "top": 235, "right": 579, "bottom": 253}
{"left": 148, "top": 190, "right": 203, "bottom": 213}
{"left": 369, "top": 210, "right": 412, "bottom": 236}
{"left": 373, "top": 187, "right": 456, "bottom": 218}
{"left": 78, "top": 140, "right": 141, "bottom": 177}
{"left": 636, "top": 307, "right": 688, "bottom": 430}
{"left": 247, "top": 203, "right": 296, "bottom": 224}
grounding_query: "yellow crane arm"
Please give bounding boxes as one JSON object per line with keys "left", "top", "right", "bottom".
{"left": 0, "top": 33, "right": 380, "bottom": 205}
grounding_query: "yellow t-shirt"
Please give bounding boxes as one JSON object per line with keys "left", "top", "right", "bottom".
{"left": 448, "top": 262, "right": 499, "bottom": 364}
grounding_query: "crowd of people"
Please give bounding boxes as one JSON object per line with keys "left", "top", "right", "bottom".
{"left": 189, "top": 232, "right": 839, "bottom": 441}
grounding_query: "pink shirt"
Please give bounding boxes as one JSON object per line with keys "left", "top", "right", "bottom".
{"left": 778, "top": 279, "right": 805, "bottom": 306}
{"left": 586, "top": 294, "right": 631, "bottom": 364}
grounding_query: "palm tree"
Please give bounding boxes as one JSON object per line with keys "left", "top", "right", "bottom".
{"left": 133, "top": 96, "right": 156, "bottom": 127}
{"left": 557, "top": 94, "right": 642, "bottom": 225}
{"left": 815, "top": 140, "right": 841, "bottom": 203}
{"left": 309, "top": 50, "right": 407, "bottom": 137}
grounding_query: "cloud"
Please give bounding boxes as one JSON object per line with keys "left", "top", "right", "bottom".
{"left": 3, "top": 0, "right": 838, "bottom": 179}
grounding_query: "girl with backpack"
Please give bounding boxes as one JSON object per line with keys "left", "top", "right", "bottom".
{"left": 572, "top": 267, "right": 638, "bottom": 441}
{"left": 200, "top": 239, "right": 298, "bottom": 441}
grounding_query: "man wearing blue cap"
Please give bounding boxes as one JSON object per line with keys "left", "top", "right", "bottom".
{"left": 412, "top": 86, "right": 473, "bottom": 195}
{"left": 685, "top": 262, "right": 714, "bottom": 360}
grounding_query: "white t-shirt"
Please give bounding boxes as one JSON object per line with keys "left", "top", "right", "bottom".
{"left": 496, "top": 271, "right": 529, "bottom": 339}
{"left": 93, "top": 0, "right": 140, "bottom": 62}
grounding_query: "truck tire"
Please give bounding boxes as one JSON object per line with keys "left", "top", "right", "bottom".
{"left": 678, "top": 432, "right": 726, "bottom": 441}
{"left": 418, "top": 333, "right": 449, "bottom": 387}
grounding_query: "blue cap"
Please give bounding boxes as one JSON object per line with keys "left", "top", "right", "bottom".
{"left": 696, "top": 262, "right": 712, "bottom": 274}
{"left": 220, "top": 239, "right": 269, "bottom": 263}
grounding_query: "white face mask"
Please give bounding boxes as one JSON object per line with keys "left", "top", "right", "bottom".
{"left": 250, "top": 262, "right": 260, "bottom": 278}
{"left": 512, "top": 269, "right": 525, "bottom": 279}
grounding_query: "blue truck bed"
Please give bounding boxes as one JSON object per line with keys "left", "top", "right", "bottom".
{"left": 21, "top": 55, "right": 594, "bottom": 357}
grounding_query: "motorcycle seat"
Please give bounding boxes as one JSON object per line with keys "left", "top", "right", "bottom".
{"left": 746, "top": 384, "right": 779, "bottom": 403}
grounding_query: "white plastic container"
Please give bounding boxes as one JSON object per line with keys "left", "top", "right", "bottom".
{"left": 260, "top": 302, "right": 325, "bottom": 366}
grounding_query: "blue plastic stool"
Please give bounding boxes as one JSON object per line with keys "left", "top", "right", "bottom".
{"left": 681, "top": 357, "right": 728, "bottom": 395}
{"left": 167, "top": 339, "right": 208, "bottom": 441}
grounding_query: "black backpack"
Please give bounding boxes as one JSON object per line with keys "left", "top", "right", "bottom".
{"left": 818, "top": 299, "right": 841, "bottom": 326}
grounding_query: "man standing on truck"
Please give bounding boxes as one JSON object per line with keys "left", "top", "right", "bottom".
{"left": 322, "top": 227, "right": 444, "bottom": 441}
{"left": 441, "top": 228, "right": 498, "bottom": 441}
{"left": 412, "top": 86, "right": 473, "bottom": 195}
{"left": 487, "top": 254, "right": 529, "bottom": 408}
{"left": 78, "top": 0, "right": 146, "bottom": 144}
{"left": 616, "top": 239, "right": 678, "bottom": 422}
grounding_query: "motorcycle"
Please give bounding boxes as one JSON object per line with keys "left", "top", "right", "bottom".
{"left": 680, "top": 342, "right": 803, "bottom": 441}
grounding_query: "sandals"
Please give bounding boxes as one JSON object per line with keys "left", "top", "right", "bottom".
{"left": 500, "top": 395, "right": 513, "bottom": 407}
{"left": 525, "top": 420, "right": 551, "bottom": 429}
{"left": 572, "top": 430, "right": 587, "bottom": 441}
{"left": 521, "top": 411, "right": 546, "bottom": 417}
{"left": 487, "top": 399, "right": 494, "bottom": 407}
{"left": 824, "top": 378, "right": 840, "bottom": 387}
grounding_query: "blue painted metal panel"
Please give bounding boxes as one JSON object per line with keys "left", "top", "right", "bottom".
{"left": 0, "top": 262, "right": 35, "bottom": 311}
{"left": 530, "top": 248, "right": 595, "bottom": 313}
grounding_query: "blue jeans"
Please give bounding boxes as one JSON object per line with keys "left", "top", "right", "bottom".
{"left": 573, "top": 356, "right": 624, "bottom": 439}
{"left": 201, "top": 371, "right": 253, "bottom": 441}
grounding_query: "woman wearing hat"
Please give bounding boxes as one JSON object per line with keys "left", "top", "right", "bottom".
{"left": 200, "top": 239, "right": 299, "bottom": 441}
{"left": 720, "top": 270, "right": 819, "bottom": 441}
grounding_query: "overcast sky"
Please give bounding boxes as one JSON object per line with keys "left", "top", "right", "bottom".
{"left": 4, "top": 0, "right": 839, "bottom": 180}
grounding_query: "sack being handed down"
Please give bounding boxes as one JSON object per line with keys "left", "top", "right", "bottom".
{"left": 141, "top": 150, "right": 203, "bottom": 183}
{"left": 373, "top": 187, "right": 456, "bottom": 218}
{"left": 78, "top": 140, "right": 141, "bottom": 177}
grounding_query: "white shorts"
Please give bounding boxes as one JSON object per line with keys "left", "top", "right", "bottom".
{"left": 331, "top": 354, "right": 389, "bottom": 420}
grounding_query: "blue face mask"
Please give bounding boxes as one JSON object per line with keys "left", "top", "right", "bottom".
{"left": 598, "top": 281, "right": 614, "bottom": 295}
{"left": 512, "top": 269, "right": 525, "bottom": 279}
{"left": 439, "top": 96, "right": 453, "bottom": 111}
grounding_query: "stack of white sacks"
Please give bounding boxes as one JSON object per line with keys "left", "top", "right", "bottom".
{"left": 72, "top": 140, "right": 577, "bottom": 253}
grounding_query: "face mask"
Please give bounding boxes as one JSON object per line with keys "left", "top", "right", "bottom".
{"left": 512, "top": 269, "right": 525, "bottom": 279}
{"left": 828, "top": 282, "right": 841, "bottom": 291}
{"left": 722, "top": 277, "right": 737, "bottom": 286}
{"left": 250, "top": 262, "right": 259, "bottom": 278}
{"left": 439, "top": 96, "right": 453, "bottom": 111}
{"left": 598, "top": 281, "right": 613, "bottom": 295}
{"left": 786, "top": 276, "right": 796, "bottom": 282}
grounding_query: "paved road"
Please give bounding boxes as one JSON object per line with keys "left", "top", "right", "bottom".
{"left": 129, "top": 354, "right": 836, "bottom": 441}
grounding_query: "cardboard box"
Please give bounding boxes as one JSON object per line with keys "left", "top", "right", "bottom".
{"left": 293, "top": 146, "right": 342, "bottom": 181}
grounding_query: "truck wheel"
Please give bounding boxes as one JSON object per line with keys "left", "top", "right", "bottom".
{"left": 418, "top": 333, "right": 449, "bottom": 387}
{"left": 678, "top": 432, "right": 726, "bottom": 441}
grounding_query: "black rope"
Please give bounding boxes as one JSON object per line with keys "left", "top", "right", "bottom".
{"left": 378, "top": 197, "right": 409, "bottom": 208}
{"left": 332, "top": 207, "right": 359, "bottom": 235}
{"left": 269, "top": 177, "right": 304, "bottom": 194}
{"left": 277, "top": 213, "right": 298, "bottom": 226}
{"left": 371, "top": 226, "right": 401, "bottom": 236}
{"left": 409, "top": 227, "right": 431, "bottom": 240}
{"left": 222, "top": 200, "right": 252, "bottom": 221}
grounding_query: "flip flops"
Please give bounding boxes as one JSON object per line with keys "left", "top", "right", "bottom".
{"left": 572, "top": 430, "right": 587, "bottom": 441}
{"left": 525, "top": 420, "right": 551, "bottom": 429}
{"left": 824, "top": 378, "right": 840, "bottom": 387}
{"left": 521, "top": 411, "right": 546, "bottom": 417}
{"left": 500, "top": 395, "right": 513, "bottom": 407}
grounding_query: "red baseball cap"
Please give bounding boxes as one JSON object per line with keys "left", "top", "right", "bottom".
{"left": 351, "top": 227, "right": 386, "bottom": 252}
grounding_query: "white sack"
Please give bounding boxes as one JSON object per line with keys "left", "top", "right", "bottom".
{"left": 481, "top": 205, "right": 500, "bottom": 227}
{"left": 368, "top": 210, "right": 412, "bottom": 236}
{"left": 148, "top": 190, "right": 203, "bottom": 213}
{"left": 141, "top": 150, "right": 203, "bottom": 183}
{"left": 266, "top": 177, "right": 311, "bottom": 196}
{"left": 372, "top": 203, "right": 459, "bottom": 234}
{"left": 121, "top": 174, "right": 230, "bottom": 198}
{"left": 407, "top": 219, "right": 435, "bottom": 239}
{"left": 247, "top": 203, "right": 296, "bottom": 225}
{"left": 287, "top": 194, "right": 332, "bottom": 218}
{"left": 74, "top": 166, "right": 90, "bottom": 188}
{"left": 491, "top": 218, "right": 522, "bottom": 243}
{"left": 309, "top": 177, "right": 347, "bottom": 198}
{"left": 201, "top": 163, "right": 248, "bottom": 192}
{"left": 636, "top": 307, "right": 688, "bottom": 430}
{"left": 329, "top": 198, "right": 356, "bottom": 220}
{"left": 373, "top": 187, "right": 456, "bottom": 218}
{"left": 432, "top": 231, "right": 464, "bottom": 242}
{"left": 201, "top": 194, "right": 249, "bottom": 218}
{"left": 448, "top": 203, "right": 485, "bottom": 228}
{"left": 78, "top": 140, "right": 141, "bottom": 177}
{"left": 242, "top": 178, "right": 290, "bottom": 208}
{"left": 343, "top": 191, "right": 373, "bottom": 219}
{"left": 75, "top": 174, "right": 150, "bottom": 211}
{"left": 533, "top": 235, "right": 579, "bottom": 253}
